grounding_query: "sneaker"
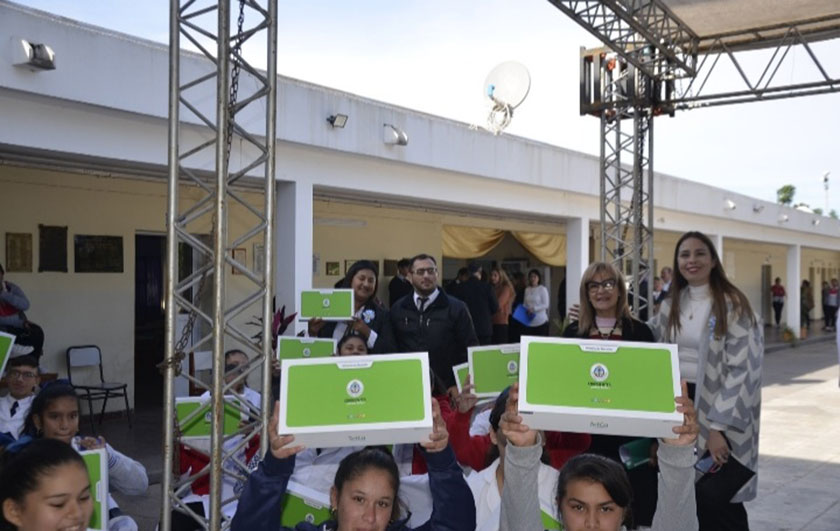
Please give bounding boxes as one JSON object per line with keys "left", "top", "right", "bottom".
{"left": 10, "top": 343, "right": 34, "bottom": 357}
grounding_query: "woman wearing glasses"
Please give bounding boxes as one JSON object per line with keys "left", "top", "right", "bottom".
{"left": 562, "top": 261, "right": 658, "bottom": 528}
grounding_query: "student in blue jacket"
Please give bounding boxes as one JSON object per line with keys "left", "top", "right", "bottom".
{"left": 231, "top": 400, "right": 475, "bottom": 531}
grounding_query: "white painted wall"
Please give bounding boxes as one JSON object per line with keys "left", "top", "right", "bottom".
{"left": 0, "top": 166, "right": 266, "bottom": 409}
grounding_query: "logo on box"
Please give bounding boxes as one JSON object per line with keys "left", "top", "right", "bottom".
{"left": 590, "top": 363, "right": 609, "bottom": 382}
{"left": 322, "top": 298, "right": 331, "bottom": 308}
{"left": 507, "top": 360, "right": 518, "bottom": 374}
{"left": 346, "top": 379, "right": 364, "bottom": 398}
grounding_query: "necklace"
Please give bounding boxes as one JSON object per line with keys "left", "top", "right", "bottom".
{"left": 594, "top": 320, "right": 619, "bottom": 339}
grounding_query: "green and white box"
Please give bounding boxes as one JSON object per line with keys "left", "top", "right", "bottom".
{"left": 0, "top": 331, "right": 16, "bottom": 377}
{"left": 519, "top": 336, "right": 682, "bottom": 439}
{"left": 452, "top": 362, "right": 469, "bottom": 394}
{"left": 175, "top": 396, "right": 243, "bottom": 439}
{"left": 80, "top": 448, "right": 109, "bottom": 531}
{"left": 468, "top": 343, "right": 520, "bottom": 397}
{"left": 278, "top": 337, "right": 336, "bottom": 360}
{"left": 299, "top": 289, "right": 355, "bottom": 320}
{"left": 280, "top": 480, "right": 332, "bottom": 527}
{"left": 278, "top": 352, "right": 433, "bottom": 448}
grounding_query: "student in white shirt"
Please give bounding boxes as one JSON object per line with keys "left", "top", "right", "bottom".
{"left": 24, "top": 384, "right": 148, "bottom": 531}
{"left": 467, "top": 387, "right": 558, "bottom": 531}
{"left": 0, "top": 356, "right": 39, "bottom": 440}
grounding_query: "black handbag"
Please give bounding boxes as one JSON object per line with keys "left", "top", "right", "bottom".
{"left": 695, "top": 451, "right": 755, "bottom": 503}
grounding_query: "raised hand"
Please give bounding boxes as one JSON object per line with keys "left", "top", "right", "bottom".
{"left": 420, "top": 399, "right": 449, "bottom": 453}
{"left": 662, "top": 380, "right": 699, "bottom": 447}
{"left": 499, "top": 382, "right": 538, "bottom": 447}
{"left": 455, "top": 375, "right": 478, "bottom": 414}
{"left": 268, "top": 401, "right": 305, "bottom": 460}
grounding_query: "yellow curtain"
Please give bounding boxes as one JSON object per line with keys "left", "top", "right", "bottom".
{"left": 512, "top": 231, "right": 567, "bottom": 266}
{"left": 442, "top": 225, "right": 505, "bottom": 258}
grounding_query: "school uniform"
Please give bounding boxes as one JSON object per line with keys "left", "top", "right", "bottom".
{"left": 0, "top": 394, "right": 34, "bottom": 439}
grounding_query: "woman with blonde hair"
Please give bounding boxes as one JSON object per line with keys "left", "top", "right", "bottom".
{"left": 563, "top": 261, "right": 658, "bottom": 527}
{"left": 648, "top": 231, "right": 762, "bottom": 531}
{"left": 489, "top": 267, "right": 515, "bottom": 344}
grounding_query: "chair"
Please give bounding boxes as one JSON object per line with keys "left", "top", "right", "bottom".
{"left": 66, "top": 345, "right": 132, "bottom": 431}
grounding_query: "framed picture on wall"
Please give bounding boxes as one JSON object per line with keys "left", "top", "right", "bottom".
{"left": 325, "top": 261, "right": 340, "bottom": 276}
{"left": 4, "top": 233, "right": 33, "bottom": 272}
{"left": 345, "top": 259, "right": 378, "bottom": 275}
{"left": 74, "top": 235, "right": 123, "bottom": 273}
{"left": 39, "top": 225, "right": 68, "bottom": 272}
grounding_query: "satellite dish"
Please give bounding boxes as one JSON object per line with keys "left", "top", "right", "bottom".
{"left": 485, "top": 61, "right": 531, "bottom": 109}
{"left": 483, "top": 61, "right": 530, "bottom": 134}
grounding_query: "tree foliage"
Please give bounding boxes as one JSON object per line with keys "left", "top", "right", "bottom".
{"left": 776, "top": 184, "right": 796, "bottom": 205}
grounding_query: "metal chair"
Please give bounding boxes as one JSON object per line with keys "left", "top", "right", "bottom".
{"left": 66, "top": 345, "right": 131, "bottom": 431}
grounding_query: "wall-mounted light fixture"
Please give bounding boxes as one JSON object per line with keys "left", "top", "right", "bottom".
{"left": 724, "top": 199, "right": 737, "bottom": 211}
{"left": 812, "top": 218, "right": 821, "bottom": 226}
{"left": 752, "top": 204, "right": 765, "bottom": 213}
{"left": 778, "top": 214, "right": 789, "bottom": 223}
{"left": 383, "top": 123, "right": 408, "bottom": 146}
{"left": 12, "top": 37, "right": 56, "bottom": 71}
{"left": 327, "top": 114, "right": 348, "bottom": 128}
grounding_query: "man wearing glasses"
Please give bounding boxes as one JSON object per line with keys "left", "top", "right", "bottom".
{"left": 0, "top": 355, "right": 40, "bottom": 439}
{"left": 389, "top": 253, "right": 478, "bottom": 396}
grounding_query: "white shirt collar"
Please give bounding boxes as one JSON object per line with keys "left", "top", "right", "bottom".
{"left": 413, "top": 288, "right": 439, "bottom": 310}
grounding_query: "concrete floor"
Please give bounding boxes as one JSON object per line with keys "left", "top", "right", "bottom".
{"left": 102, "top": 330, "right": 839, "bottom": 530}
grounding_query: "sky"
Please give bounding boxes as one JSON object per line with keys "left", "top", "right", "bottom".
{"left": 20, "top": 0, "right": 840, "bottom": 213}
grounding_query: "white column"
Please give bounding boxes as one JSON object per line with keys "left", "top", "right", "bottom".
{"left": 712, "top": 233, "right": 724, "bottom": 259}
{"left": 786, "top": 244, "right": 801, "bottom": 336}
{"left": 275, "top": 179, "right": 313, "bottom": 335}
{"left": 566, "top": 217, "right": 589, "bottom": 312}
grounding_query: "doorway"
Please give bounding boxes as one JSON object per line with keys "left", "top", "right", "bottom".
{"left": 134, "top": 234, "right": 165, "bottom": 408}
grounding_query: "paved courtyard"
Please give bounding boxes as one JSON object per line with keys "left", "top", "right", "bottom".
{"left": 106, "top": 334, "right": 840, "bottom": 530}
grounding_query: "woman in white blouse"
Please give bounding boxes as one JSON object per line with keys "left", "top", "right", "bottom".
{"left": 647, "top": 231, "right": 762, "bottom": 531}
{"left": 523, "top": 269, "right": 550, "bottom": 336}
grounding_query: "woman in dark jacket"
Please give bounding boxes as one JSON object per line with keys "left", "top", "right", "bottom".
{"left": 231, "top": 401, "right": 475, "bottom": 531}
{"left": 309, "top": 260, "right": 395, "bottom": 353}
{"left": 562, "top": 261, "right": 657, "bottom": 528}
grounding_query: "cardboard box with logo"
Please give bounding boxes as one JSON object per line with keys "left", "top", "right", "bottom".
{"left": 278, "top": 352, "right": 433, "bottom": 448}
{"left": 468, "top": 343, "right": 520, "bottom": 397}
{"left": 519, "top": 336, "right": 682, "bottom": 438}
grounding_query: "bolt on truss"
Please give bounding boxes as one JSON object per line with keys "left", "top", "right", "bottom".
{"left": 596, "top": 55, "right": 655, "bottom": 317}
{"left": 162, "top": 1, "right": 277, "bottom": 530}
{"left": 548, "top": 0, "right": 699, "bottom": 81}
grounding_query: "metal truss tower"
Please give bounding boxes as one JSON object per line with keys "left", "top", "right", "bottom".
{"left": 554, "top": 0, "right": 840, "bottom": 317}
{"left": 162, "top": 1, "right": 277, "bottom": 529}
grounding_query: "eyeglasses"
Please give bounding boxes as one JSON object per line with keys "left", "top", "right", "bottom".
{"left": 586, "top": 279, "right": 617, "bottom": 293}
{"left": 7, "top": 369, "right": 38, "bottom": 380}
{"left": 412, "top": 267, "right": 438, "bottom": 277}
{"left": 224, "top": 364, "right": 246, "bottom": 375}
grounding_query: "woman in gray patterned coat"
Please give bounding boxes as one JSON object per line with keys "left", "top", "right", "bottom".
{"left": 648, "top": 231, "right": 763, "bottom": 531}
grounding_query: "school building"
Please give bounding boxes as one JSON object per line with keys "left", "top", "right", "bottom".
{"left": 2, "top": 1, "right": 839, "bottom": 410}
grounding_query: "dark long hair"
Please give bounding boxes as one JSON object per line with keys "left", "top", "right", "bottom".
{"left": 334, "top": 447, "right": 401, "bottom": 522}
{"left": 342, "top": 260, "right": 380, "bottom": 308}
{"left": 556, "top": 453, "right": 634, "bottom": 528}
{"left": 666, "top": 231, "right": 755, "bottom": 340}
{"left": 0, "top": 438, "right": 89, "bottom": 531}
{"left": 23, "top": 383, "right": 80, "bottom": 438}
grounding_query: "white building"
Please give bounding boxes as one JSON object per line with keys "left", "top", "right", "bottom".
{"left": 2, "top": 1, "right": 838, "bottom": 409}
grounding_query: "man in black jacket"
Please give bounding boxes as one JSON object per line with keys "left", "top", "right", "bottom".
{"left": 449, "top": 262, "right": 498, "bottom": 345}
{"left": 388, "top": 258, "right": 413, "bottom": 307}
{"left": 389, "top": 254, "right": 478, "bottom": 395}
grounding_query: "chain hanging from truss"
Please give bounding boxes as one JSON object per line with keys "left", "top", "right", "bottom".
{"left": 162, "top": 1, "right": 278, "bottom": 529}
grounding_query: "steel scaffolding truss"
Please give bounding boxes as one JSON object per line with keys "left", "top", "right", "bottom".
{"left": 598, "top": 58, "right": 655, "bottom": 317}
{"left": 162, "top": 1, "right": 277, "bottom": 529}
{"left": 671, "top": 16, "right": 840, "bottom": 109}
{"left": 554, "top": 0, "right": 840, "bottom": 318}
{"left": 548, "top": 0, "right": 699, "bottom": 80}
